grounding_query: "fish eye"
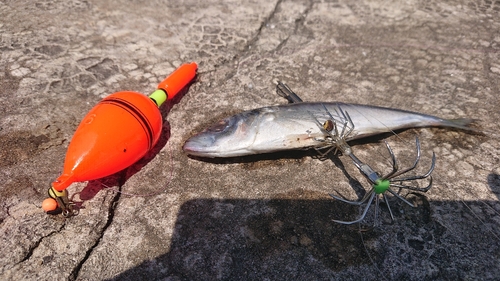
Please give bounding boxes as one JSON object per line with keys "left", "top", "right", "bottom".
{"left": 323, "top": 120, "right": 334, "bottom": 132}
{"left": 207, "top": 118, "right": 232, "bottom": 133}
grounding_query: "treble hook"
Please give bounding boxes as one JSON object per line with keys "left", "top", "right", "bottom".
{"left": 275, "top": 81, "right": 436, "bottom": 225}
{"left": 330, "top": 137, "right": 435, "bottom": 225}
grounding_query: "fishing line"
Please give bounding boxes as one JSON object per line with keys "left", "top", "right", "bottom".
{"left": 319, "top": 42, "right": 500, "bottom": 56}
{"left": 346, "top": 104, "right": 411, "bottom": 143}
{"left": 342, "top": 104, "right": 405, "bottom": 142}
{"left": 479, "top": 200, "right": 500, "bottom": 220}
{"left": 433, "top": 198, "right": 500, "bottom": 249}
{"left": 461, "top": 199, "right": 500, "bottom": 241}
{"left": 348, "top": 102, "right": 500, "bottom": 271}
{"left": 343, "top": 104, "right": 431, "bottom": 173}
{"left": 313, "top": 43, "right": 494, "bottom": 275}
{"left": 359, "top": 224, "right": 389, "bottom": 281}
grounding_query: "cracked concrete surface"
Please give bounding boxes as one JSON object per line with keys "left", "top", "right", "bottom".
{"left": 1, "top": 0, "right": 499, "bottom": 280}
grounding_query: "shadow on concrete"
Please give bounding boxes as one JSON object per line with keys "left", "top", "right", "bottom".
{"left": 106, "top": 182, "right": 500, "bottom": 280}
{"left": 107, "top": 194, "right": 377, "bottom": 280}
{"left": 101, "top": 138, "right": 500, "bottom": 280}
{"left": 488, "top": 173, "right": 500, "bottom": 196}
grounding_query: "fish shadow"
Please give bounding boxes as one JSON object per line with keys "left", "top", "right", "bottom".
{"left": 185, "top": 133, "right": 404, "bottom": 200}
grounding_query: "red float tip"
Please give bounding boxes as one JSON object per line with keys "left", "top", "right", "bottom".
{"left": 157, "top": 62, "right": 198, "bottom": 100}
{"left": 52, "top": 173, "right": 75, "bottom": 192}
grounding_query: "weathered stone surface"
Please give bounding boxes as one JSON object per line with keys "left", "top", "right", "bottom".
{"left": 1, "top": 0, "right": 499, "bottom": 280}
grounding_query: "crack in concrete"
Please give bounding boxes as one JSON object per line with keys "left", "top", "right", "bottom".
{"left": 296, "top": 2, "right": 314, "bottom": 31}
{"left": 7, "top": 1, "right": 310, "bottom": 276}
{"left": 49, "top": 4, "right": 290, "bottom": 267}
{"left": 18, "top": 0, "right": 314, "bottom": 281}
{"left": 68, "top": 183, "right": 124, "bottom": 281}
{"left": 217, "top": 0, "right": 284, "bottom": 83}
{"left": 18, "top": 227, "right": 63, "bottom": 264}
{"left": 244, "top": 0, "right": 284, "bottom": 52}
{"left": 275, "top": 0, "right": 315, "bottom": 53}
{"left": 484, "top": 33, "right": 500, "bottom": 96}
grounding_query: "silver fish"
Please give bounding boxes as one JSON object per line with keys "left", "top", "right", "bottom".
{"left": 183, "top": 102, "right": 475, "bottom": 158}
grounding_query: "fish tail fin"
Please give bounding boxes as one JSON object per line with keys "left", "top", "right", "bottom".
{"left": 442, "top": 118, "right": 481, "bottom": 132}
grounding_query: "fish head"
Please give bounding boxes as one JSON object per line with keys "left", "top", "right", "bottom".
{"left": 183, "top": 110, "right": 259, "bottom": 158}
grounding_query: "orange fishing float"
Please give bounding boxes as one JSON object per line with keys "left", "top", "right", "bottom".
{"left": 44, "top": 62, "right": 198, "bottom": 216}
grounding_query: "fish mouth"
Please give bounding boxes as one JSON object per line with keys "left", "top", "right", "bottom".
{"left": 183, "top": 134, "right": 219, "bottom": 157}
{"left": 182, "top": 111, "right": 259, "bottom": 158}
{"left": 183, "top": 136, "right": 252, "bottom": 158}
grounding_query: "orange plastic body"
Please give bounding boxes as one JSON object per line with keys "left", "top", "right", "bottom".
{"left": 52, "top": 91, "right": 162, "bottom": 191}
{"left": 158, "top": 62, "right": 198, "bottom": 100}
{"left": 51, "top": 62, "right": 197, "bottom": 192}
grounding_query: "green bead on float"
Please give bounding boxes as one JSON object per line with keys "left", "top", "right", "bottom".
{"left": 374, "top": 179, "right": 390, "bottom": 194}
{"left": 149, "top": 89, "right": 167, "bottom": 107}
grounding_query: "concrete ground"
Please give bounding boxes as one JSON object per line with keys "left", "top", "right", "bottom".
{"left": 1, "top": 0, "right": 499, "bottom": 280}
